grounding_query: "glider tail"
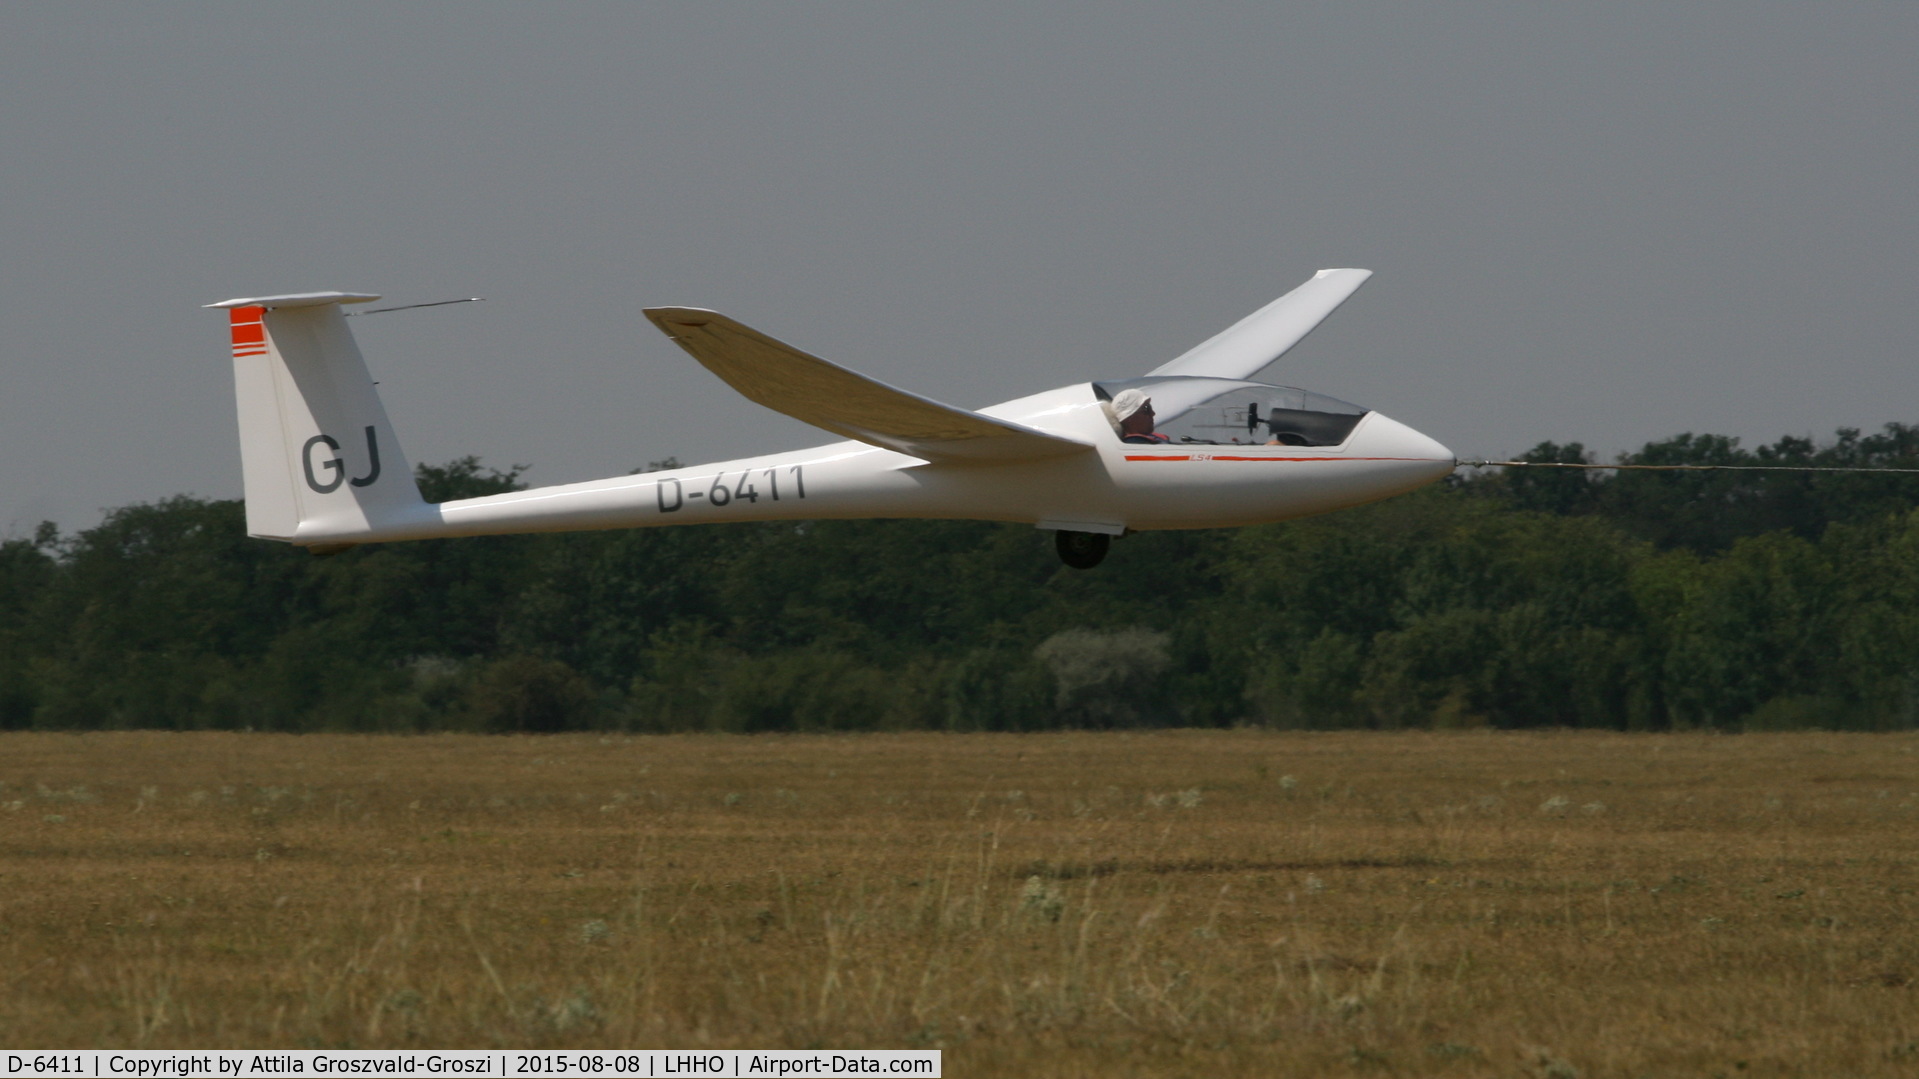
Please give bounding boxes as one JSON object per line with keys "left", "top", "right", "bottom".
{"left": 206, "top": 292, "right": 427, "bottom": 545}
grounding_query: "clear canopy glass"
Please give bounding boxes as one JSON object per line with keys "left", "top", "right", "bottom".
{"left": 1093, "top": 377, "right": 1368, "bottom": 447}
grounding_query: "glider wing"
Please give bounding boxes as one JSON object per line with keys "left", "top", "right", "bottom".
{"left": 1148, "top": 268, "right": 1372, "bottom": 380}
{"left": 644, "top": 308, "right": 1092, "bottom": 463}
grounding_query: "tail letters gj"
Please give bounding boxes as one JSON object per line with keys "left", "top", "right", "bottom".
{"left": 303, "top": 427, "right": 383, "bottom": 493}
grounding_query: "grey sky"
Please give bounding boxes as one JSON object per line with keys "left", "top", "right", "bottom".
{"left": 4, "top": 3, "right": 1916, "bottom": 536}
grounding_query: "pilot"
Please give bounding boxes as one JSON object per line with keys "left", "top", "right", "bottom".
{"left": 1109, "top": 388, "right": 1170, "bottom": 444}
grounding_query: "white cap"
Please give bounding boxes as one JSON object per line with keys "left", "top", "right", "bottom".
{"left": 1110, "top": 388, "right": 1150, "bottom": 421}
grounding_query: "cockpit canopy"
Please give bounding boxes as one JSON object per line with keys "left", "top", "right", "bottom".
{"left": 1094, "top": 377, "right": 1369, "bottom": 447}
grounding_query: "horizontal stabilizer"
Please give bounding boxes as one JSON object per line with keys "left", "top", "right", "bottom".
{"left": 644, "top": 308, "right": 1092, "bottom": 464}
{"left": 1148, "top": 268, "right": 1371, "bottom": 380}
{"left": 205, "top": 291, "right": 382, "bottom": 310}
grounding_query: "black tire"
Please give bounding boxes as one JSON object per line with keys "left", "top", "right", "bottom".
{"left": 1055, "top": 530, "right": 1110, "bottom": 569}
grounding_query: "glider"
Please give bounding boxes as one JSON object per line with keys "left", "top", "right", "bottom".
{"left": 207, "top": 269, "right": 1455, "bottom": 568}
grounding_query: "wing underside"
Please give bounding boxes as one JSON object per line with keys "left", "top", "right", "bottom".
{"left": 644, "top": 308, "right": 1091, "bottom": 463}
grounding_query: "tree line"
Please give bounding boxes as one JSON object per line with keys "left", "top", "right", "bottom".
{"left": 4, "top": 423, "right": 1919, "bottom": 734}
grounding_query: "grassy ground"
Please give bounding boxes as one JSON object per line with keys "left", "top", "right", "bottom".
{"left": 1, "top": 730, "right": 1916, "bottom": 1076}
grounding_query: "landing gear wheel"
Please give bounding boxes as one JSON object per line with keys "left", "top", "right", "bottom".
{"left": 1055, "top": 529, "right": 1110, "bottom": 569}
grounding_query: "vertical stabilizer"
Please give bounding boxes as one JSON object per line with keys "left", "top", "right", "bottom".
{"left": 208, "top": 292, "right": 427, "bottom": 543}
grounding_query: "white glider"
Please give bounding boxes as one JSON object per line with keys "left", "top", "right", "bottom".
{"left": 207, "top": 269, "right": 1454, "bottom": 567}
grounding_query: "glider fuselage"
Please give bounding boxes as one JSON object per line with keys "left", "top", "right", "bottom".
{"left": 290, "top": 382, "right": 1453, "bottom": 545}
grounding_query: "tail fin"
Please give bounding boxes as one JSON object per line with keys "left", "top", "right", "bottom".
{"left": 206, "top": 291, "right": 427, "bottom": 544}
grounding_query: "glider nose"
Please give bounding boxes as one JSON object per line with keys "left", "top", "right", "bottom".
{"left": 1359, "top": 412, "right": 1456, "bottom": 489}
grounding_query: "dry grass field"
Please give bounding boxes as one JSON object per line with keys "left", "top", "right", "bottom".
{"left": 2, "top": 730, "right": 1917, "bottom": 1076}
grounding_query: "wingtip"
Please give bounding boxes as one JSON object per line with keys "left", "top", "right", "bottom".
{"left": 643, "top": 306, "right": 718, "bottom": 326}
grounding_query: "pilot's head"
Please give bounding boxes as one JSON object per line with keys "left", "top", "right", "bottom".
{"left": 1110, "top": 389, "right": 1155, "bottom": 434}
